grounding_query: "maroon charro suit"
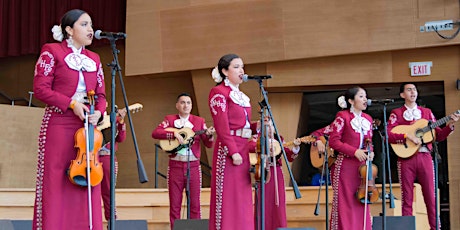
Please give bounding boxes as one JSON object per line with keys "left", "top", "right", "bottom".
{"left": 33, "top": 40, "right": 106, "bottom": 230}
{"left": 387, "top": 105, "right": 453, "bottom": 230}
{"left": 329, "top": 110, "right": 374, "bottom": 230}
{"left": 209, "top": 81, "right": 258, "bottom": 230}
{"left": 152, "top": 114, "right": 213, "bottom": 229}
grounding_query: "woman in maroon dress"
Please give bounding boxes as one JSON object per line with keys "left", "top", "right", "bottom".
{"left": 32, "top": 9, "right": 106, "bottom": 230}
{"left": 328, "top": 86, "right": 374, "bottom": 230}
{"left": 208, "top": 54, "right": 258, "bottom": 230}
{"left": 254, "top": 128, "right": 301, "bottom": 230}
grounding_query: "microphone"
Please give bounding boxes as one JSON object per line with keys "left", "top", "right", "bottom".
{"left": 242, "top": 74, "right": 272, "bottom": 82}
{"left": 94, "top": 30, "right": 127, "bottom": 40}
{"left": 367, "top": 98, "right": 394, "bottom": 106}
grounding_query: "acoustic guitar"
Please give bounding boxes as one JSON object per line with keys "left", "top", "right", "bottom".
{"left": 159, "top": 127, "right": 206, "bottom": 153}
{"left": 96, "top": 103, "right": 143, "bottom": 131}
{"left": 250, "top": 135, "right": 316, "bottom": 165}
{"left": 390, "top": 109, "right": 459, "bottom": 158}
{"left": 310, "top": 136, "right": 336, "bottom": 169}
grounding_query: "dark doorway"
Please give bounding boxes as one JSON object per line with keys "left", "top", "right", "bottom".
{"left": 291, "top": 81, "right": 450, "bottom": 228}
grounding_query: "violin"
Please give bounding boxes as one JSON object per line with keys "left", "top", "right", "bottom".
{"left": 356, "top": 139, "right": 379, "bottom": 204}
{"left": 67, "top": 90, "right": 104, "bottom": 186}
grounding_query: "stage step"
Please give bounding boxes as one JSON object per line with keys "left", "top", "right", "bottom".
{"left": 0, "top": 185, "right": 402, "bottom": 230}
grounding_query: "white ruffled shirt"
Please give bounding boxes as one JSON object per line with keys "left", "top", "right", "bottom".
{"left": 403, "top": 104, "right": 422, "bottom": 121}
{"left": 350, "top": 107, "right": 371, "bottom": 149}
{"left": 65, "top": 40, "right": 97, "bottom": 93}
{"left": 225, "top": 79, "right": 251, "bottom": 128}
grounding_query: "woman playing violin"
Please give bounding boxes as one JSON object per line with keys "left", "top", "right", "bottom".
{"left": 32, "top": 9, "right": 106, "bottom": 230}
{"left": 328, "top": 86, "right": 374, "bottom": 230}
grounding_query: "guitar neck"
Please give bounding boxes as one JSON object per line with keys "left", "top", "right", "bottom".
{"left": 195, "top": 129, "right": 207, "bottom": 136}
{"left": 283, "top": 141, "right": 296, "bottom": 147}
{"left": 422, "top": 114, "right": 453, "bottom": 133}
{"left": 283, "top": 135, "right": 315, "bottom": 147}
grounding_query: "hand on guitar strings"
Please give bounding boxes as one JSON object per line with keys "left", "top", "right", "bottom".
{"left": 173, "top": 131, "right": 186, "bottom": 144}
{"left": 406, "top": 133, "right": 420, "bottom": 145}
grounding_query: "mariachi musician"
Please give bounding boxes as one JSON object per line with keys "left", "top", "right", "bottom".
{"left": 152, "top": 92, "right": 215, "bottom": 230}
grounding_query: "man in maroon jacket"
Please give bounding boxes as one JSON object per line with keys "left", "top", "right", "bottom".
{"left": 152, "top": 93, "right": 215, "bottom": 230}
{"left": 387, "top": 82, "right": 459, "bottom": 230}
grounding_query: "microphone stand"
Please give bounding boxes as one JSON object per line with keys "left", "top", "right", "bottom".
{"left": 256, "top": 107, "right": 268, "bottom": 230}
{"left": 313, "top": 135, "right": 329, "bottom": 230}
{"left": 107, "top": 37, "right": 149, "bottom": 230}
{"left": 379, "top": 102, "right": 395, "bottom": 230}
{"left": 185, "top": 138, "right": 195, "bottom": 219}
{"left": 427, "top": 121, "right": 440, "bottom": 230}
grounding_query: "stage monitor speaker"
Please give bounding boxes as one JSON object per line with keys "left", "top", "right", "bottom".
{"left": 0, "top": 220, "right": 32, "bottom": 230}
{"left": 372, "top": 216, "right": 415, "bottom": 230}
{"left": 112, "top": 220, "right": 148, "bottom": 229}
{"left": 0, "top": 220, "right": 147, "bottom": 230}
{"left": 174, "top": 219, "right": 209, "bottom": 230}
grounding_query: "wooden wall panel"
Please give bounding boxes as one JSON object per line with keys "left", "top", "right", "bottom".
{"left": 266, "top": 52, "right": 394, "bottom": 87}
{"left": 125, "top": 7, "right": 162, "bottom": 76}
{"left": 0, "top": 105, "right": 43, "bottom": 188}
{"left": 0, "top": 55, "right": 37, "bottom": 104}
{"left": 268, "top": 93, "right": 303, "bottom": 186}
{"left": 126, "top": 0, "right": 460, "bottom": 76}
{"left": 451, "top": 180, "right": 460, "bottom": 228}
{"left": 160, "top": 1, "right": 285, "bottom": 72}
{"left": 282, "top": 1, "right": 415, "bottom": 59}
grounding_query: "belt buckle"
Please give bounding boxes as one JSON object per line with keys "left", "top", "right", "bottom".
{"left": 235, "top": 129, "right": 242, "bottom": 136}
{"left": 241, "top": 129, "right": 251, "bottom": 138}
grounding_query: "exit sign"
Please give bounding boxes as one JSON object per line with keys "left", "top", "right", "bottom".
{"left": 409, "top": 61, "right": 432, "bottom": 76}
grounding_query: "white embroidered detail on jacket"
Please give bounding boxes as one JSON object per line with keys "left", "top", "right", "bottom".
{"left": 35, "top": 51, "right": 55, "bottom": 77}
{"left": 34, "top": 107, "right": 53, "bottom": 229}
{"left": 64, "top": 53, "right": 97, "bottom": 72}
{"left": 214, "top": 142, "right": 228, "bottom": 230}
{"left": 333, "top": 117, "right": 345, "bottom": 133}
{"left": 389, "top": 113, "right": 397, "bottom": 125}
{"left": 210, "top": 94, "right": 226, "bottom": 115}
{"left": 97, "top": 64, "right": 104, "bottom": 87}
